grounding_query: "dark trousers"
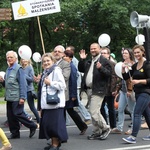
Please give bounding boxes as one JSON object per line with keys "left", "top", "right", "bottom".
{"left": 65, "top": 108, "right": 87, "bottom": 131}
{"left": 101, "top": 95, "right": 116, "bottom": 129}
{"left": 27, "top": 91, "right": 40, "bottom": 123}
{"left": 7, "top": 101, "right": 36, "bottom": 135}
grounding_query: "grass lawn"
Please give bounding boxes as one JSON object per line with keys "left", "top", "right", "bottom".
{"left": 0, "top": 88, "right": 5, "bottom": 104}
{"left": 0, "top": 100, "right": 6, "bottom": 104}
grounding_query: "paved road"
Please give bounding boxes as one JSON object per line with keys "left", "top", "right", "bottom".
{"left": 0, "top": 97, "right": 150, "bottom": 150}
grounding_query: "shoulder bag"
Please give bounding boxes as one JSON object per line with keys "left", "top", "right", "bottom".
{"left": 46, "top": 71, "right": 60, "bottom": 105}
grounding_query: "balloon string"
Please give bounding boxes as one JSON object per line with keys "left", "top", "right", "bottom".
{"left": 129, "top": 70, "right": 132, "bottom": 81}
{"left": 36, "top": 63, "right": 39, "bottom": 75}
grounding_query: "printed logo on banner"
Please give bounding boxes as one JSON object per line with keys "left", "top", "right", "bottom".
{"left": 18, "top": 4, "right": 28, "bottom": 17}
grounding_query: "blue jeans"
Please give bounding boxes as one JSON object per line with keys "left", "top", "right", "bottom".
{"left": 132, "top": 93, "right": 150, "bottom": 137}
{"left": 27, "top": 91, "right": 40, "bottom": 123}
{"left": 117, "top": 91, "right": 135, "bottom": 131}
{"left": 76, "top": 89, "right": 91, "bottom": 120}
{"left": 24, "top": 110, "right": 29, "bottom": 118}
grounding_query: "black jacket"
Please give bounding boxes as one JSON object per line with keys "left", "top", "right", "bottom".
{"left": 78, "top": 55, "right": 112, "bottom": 95}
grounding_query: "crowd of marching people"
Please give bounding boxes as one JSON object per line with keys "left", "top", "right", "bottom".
{"left": 0, "top": 43, "right": 149, "bottom": 150}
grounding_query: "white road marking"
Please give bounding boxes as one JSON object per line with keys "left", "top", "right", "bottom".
{"left": 105, "top": 145, "right": 150, "bottom": 150}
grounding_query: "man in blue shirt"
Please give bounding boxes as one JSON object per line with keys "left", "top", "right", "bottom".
{"left": 0, "top": 51, "right": 37, "bottom": 139}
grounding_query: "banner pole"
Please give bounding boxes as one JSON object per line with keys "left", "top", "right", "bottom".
{"left": 37, "top": 16, "right": 45, "bottom": 54}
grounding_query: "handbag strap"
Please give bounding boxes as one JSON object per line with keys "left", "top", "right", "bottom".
{"left": 46, "top": 70, "right": 58, "bottom": 93}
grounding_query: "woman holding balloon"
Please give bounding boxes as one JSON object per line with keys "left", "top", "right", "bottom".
{"left": 122, "top": 45, "right": 150, "bottom": 144}
{"left": 20, "top": 59, "right": 40, "bottom": 127}
{"left": 111, "top": 48, "right": 135, "bottom": 134}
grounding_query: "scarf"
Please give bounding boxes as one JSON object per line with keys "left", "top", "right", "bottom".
{"left": 41, "top": 64, "right": 56, "bottom": 86}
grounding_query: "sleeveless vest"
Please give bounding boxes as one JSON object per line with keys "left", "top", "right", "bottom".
{"left": 5, "top": 64, "right": 21, "bottom": 101}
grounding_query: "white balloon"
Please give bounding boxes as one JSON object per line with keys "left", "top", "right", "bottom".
{"left": 135, "top": 34, "right": 145, "bottom": 45}
{"left": 32, "top": 52, "right": 41, "bottom": 62}
{"left": 0, "top": 71, "right": 5, "bottom": 79}
{"left": 115, "top": 62, "right": 123, "bottom": 79}
{"left": 98, "top": 33, "right": 111, "bottom": 47}
{"left": 18, "top": 45, "right": 32, "bottom": 60}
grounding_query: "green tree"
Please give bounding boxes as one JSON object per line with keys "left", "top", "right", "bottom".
{"left": 0, "top": 0, "right": 150, "bottom": 63}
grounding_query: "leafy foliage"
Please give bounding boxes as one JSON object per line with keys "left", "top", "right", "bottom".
{"left": 0, "top": 0, "right": 150, "bottom": 64}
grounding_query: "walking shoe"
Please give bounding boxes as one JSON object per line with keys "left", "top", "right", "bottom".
{"left": 80, "top": 126, "right": 88, "bottom": 135}
{"left": 84, "top": 119, "right": 91, "bottom": 125}
{"left": 142, "top": 135, "right": 150, "bottom": 141}
{"left": 122, "top": 136, "right": 136, "bottom": 144}
{"left": 27, "top": 116, "right": 32, "bottom": 121}
{"left": 44, "top": 145, "right": 51, "bottom": 150}
{"left": 87, "top": 134, "right": 101, "bottom": 140}
{"left": 8, "top": 133, "right": 20, "bottom": 139}
{"left": 2, "top": 121, "right": 9, "bottom": 127}
{"left": 29, "top": 125, "right": 37, "bottom": 138}
{"left": 99, "top": 128, "right": 111, "bottom": 140}
{"left": 111, "top": 128, "right": 122, "bottom": 134}
{"left": 141, "top": 122, "right": 148, "bottom": 129}
{"left": 0, "top": 144, "right": 12, "bottom": 150}
{"left": 49, "top": 146, "right": 59, "bottom": 150}
{"left": 128, "top": 122, "right": 132, "bottom": 128}
{"left": 125, "top": 129, "right": 132, "bottom": 135}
